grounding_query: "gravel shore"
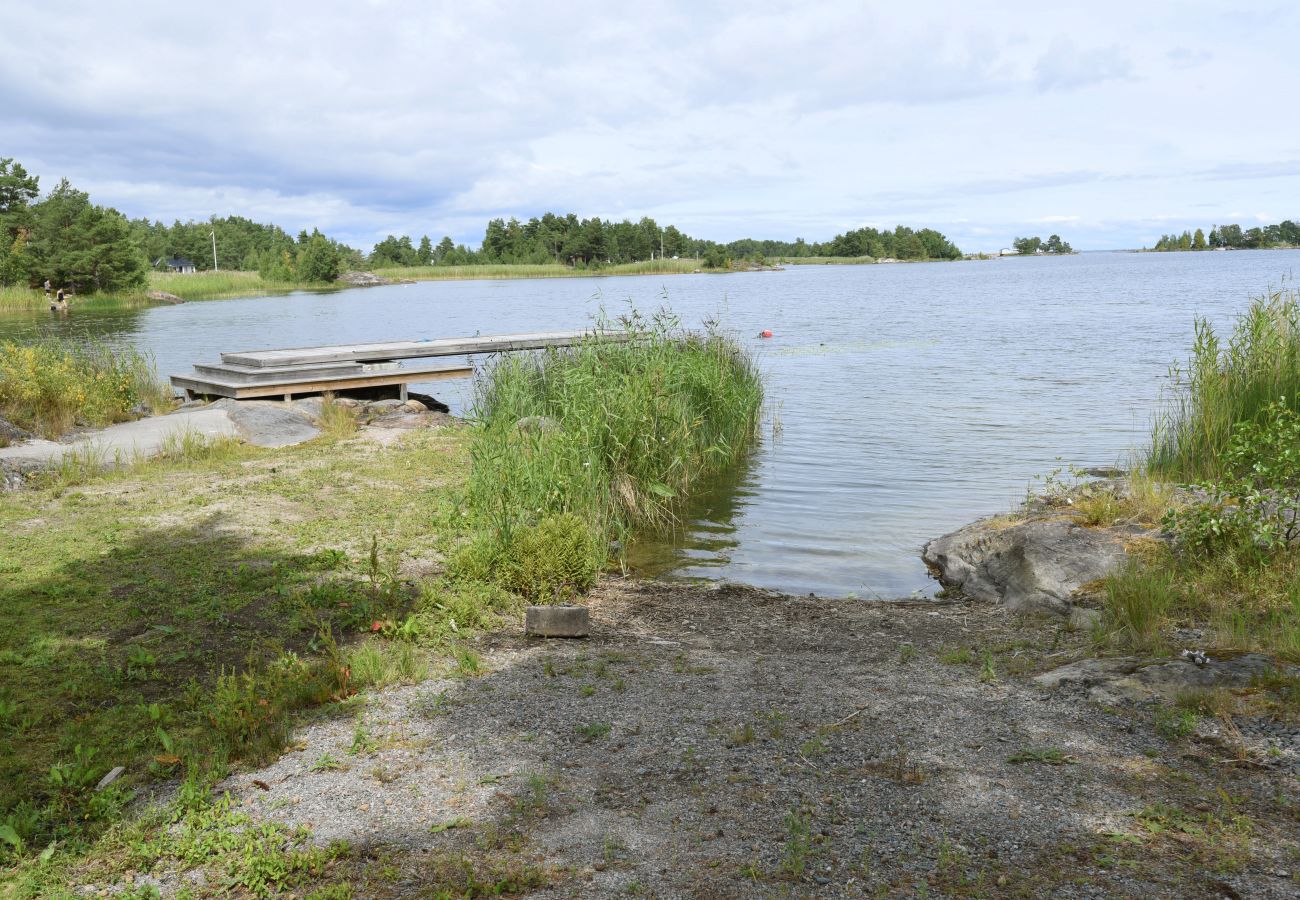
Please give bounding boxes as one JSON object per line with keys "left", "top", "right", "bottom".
{"left": 205, "top": 580, "right": 1300, "bottom": 897}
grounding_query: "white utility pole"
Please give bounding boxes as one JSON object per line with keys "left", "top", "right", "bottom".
{"left": 211, "top": 230, "right": 219, "bottom": 271}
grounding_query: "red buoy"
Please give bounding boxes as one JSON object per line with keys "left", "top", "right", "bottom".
{"left": 759, "top": 329, "right": 774, "bottom": 338}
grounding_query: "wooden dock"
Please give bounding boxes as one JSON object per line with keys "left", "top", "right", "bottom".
{"left": 170, "top": 330, "right": 613, "bottom": 401}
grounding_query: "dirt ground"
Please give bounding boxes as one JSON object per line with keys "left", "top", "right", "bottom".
{"left": 207, "top": 580, "right": 1300, "bottom": 898}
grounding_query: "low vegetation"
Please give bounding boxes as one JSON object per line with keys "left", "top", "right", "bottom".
{"left": 0, "top": 311, "right": 764, "bottom": 893}
{"left": 0, "top": 340, "right": 170, "bottom": 438}
{"left": 1097, "top": 287, "right": 1300, "bottom": 659}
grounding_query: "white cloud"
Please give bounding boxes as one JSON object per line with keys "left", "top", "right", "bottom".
{"left": 0, "top": 0, "right": 1295, "bottom": 251}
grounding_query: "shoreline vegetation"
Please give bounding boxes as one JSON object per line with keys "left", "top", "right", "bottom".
{"left": 0, "top": 316, "right": 767, "bottom": 892}
{"left": 4, "top": 295, "right": 1300, "bottom": 893}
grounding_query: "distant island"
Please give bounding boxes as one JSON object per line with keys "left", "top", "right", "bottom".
{"left": 1005, "top": 234, "right": 1074, "bottom": 256}
{"left": 1147, "top": 220, "right": 1299, "bottom": 252}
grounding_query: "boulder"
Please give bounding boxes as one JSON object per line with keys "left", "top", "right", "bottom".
{"left": 145, "top": 290, "right": 185, "bottom": 304}
{"left": 1035, "top": 653, "right": 1292, "bottom": 704}
{"left": 210, "top": 399, "right": 320, "bottom": 448}
{"left": 0, "top": 416, "right": 35, "bottom": 446}
{"left": 337, "top": 271, "right": 389, "bottom": 287}
{"left": 407, "top": 391, "right": 450, "bottom": 413}
{"left": 923, "top": 514, "right": 1136, "bottom": 616}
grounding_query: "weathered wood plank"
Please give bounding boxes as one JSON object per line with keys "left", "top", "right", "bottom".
{"left": 171, "top": 364, "right": 472, "bottom": 400}
{"left": 220, "top": 330, "right": 621, "bottom": 367}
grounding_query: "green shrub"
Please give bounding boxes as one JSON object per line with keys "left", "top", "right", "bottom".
{"left": 0, "top": 340, "right": 170, "bottom": 437}
{"left": 497, "top": 512, "right": 601, "bottom": 601}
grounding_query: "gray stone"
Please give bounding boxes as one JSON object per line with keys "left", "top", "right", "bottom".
{"left": 525, "top": 605, "right": 590, "bottom": 638}
{"left": 210, "top": 399, "right": 320, "bottom": 448}
{"left": 145, "top": 290, "right": 185, "bottom": 304}
{"left": 0, "top": 415, "right": 35, "bottom": 446}
{"left": 365, "top": 399, "right": 406, "bottom": 414}
{"left": 1034, "top": 653, "right": 1294, "bottom": 704}
{"left": 291, "top": 398, "right": 325, "bottom": 421}
{"left": 403, "top": 399, "right": 428, "bottom": 413}
{"left": 337, "top": 271, "right": 389, "bottom": 287}
{"left": 407, "top": 392, "right": 450, "bottom": 413}
{"left": 923, "top": 514, "right": 1132, "bottom": 615}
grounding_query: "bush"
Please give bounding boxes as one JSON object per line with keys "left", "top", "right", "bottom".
{"left": 1164, "top": 398, "right": 1300, "bottom": 557}
{"left": 0, "top": 340, "right": 169, "bottom": 437}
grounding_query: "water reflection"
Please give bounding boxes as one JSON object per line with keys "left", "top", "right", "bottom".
{"left": 625, "top": 445, "right": 760, "bottom": 579}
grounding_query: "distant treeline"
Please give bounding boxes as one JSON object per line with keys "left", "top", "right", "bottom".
{"left": 1151, "top": 221, "right": 1300, "bottom": 252}
{"left": 1011, "top": 234, "right": 1073, "bottom": 255}
{"left": 1, "top": 153, "right": 965, "bottom": 294}
{"left": 373, "top": 217, "right": 963, "bottom": 270}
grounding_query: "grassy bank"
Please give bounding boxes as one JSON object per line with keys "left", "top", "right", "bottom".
{"left": 0, "top": 271, "right": 338, "bottom": 313}
{"left": 374, "top": 258, "right": 703, "bottom": 281}
{"left": 0, "top": 341, "right": 171, "bottom": 439}
{"left": 0, "top": 315, "right": 764, "bottom": 893}
{"left": 1098, "top": 287, "right": 1300, "bottom": 659}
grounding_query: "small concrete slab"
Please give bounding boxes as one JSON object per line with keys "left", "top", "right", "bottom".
{"left": 525, "top": 605, "right": 590, "bottom": 638}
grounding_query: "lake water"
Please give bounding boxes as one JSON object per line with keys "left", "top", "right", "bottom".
{"left": 4, "top": 250, "right": 1298, "bottom": 597}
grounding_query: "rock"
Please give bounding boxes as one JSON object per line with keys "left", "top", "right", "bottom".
{"left": 515, "top": 415, "right": 561, "bottom": 435}
{"left": 407, "top": 391, "right": 450, "bottom": 413}
{"left": 0, "top": 416, "right": 35, "bottom": 446}
{"left": 403, "top": 399, "right": 428, "bottom": 413}
{"left": 525, "top": 605, "right": 590, "bottom": 638}
{"left": 337, "top": 271, "right": 389, "bottom": 287}
{"left": 209, "top": 399, "right": 320, "bottom": 448}
{"left": 1068, "top": 606, "right": 1102, "bottom": 630}
{"left": 923, "top": 514, "right": 1134, "bottom": 615}
{"left": 334, "top": 397, "right": 360, "bottom": 408}
{"left": 290, "top": 398, "right": 326, "bottom": 421}
{"left": 1080, "top": 466, "right": 1126, "bottom": 478}
{"left": 145, "top": 290, "right": 185, "bottom": 304}
{"left": 1035, "top": 653, "right": 1293, "bottom": 704}
{"left": 365, "top": 399, "right": 406, "bottom": 414}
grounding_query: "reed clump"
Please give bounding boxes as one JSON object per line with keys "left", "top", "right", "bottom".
{"left": 0, "top": 341, "right": 171, "bottom": 438}
{"left": 452, "top": 310, "right": 763, "bottom": 600}
{"left": 1150, "top": 287, "right": 1300, "bottom": 481}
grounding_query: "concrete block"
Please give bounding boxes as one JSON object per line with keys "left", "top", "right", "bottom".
{"left": 525, "top": 605, "right": 590, "bottom": 638}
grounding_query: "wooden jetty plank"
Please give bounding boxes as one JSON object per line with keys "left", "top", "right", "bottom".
{"left": 171, "top": 364, "right": 472, "bottom": 401}
{"left": 220, "top": 330, "right": 621, "bottom": 368}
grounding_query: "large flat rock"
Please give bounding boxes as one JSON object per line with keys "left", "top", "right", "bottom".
{"left": 210, "top": 399, "right": 321, "bottom": 448}
{"left": 922, "top": 512, "right": 1143, "bottom": 615}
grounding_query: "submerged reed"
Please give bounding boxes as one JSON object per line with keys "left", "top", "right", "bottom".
{"left": 454, "top": 309, "right": 763, "bottom": 599}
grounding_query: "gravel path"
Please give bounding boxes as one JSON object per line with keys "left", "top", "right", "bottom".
{"left": 219, "top": 581, "right": 1300, "bottom": 897}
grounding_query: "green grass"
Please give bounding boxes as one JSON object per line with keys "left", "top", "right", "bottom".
{"left": 450, "top": 310, "right": 764, "bottom": 600}
{"left": 0, "top": 340, "right": 172, "bottom": 439}
{"left": 0, "top": 271, "right": 340, "bottom": 312}
{"left": 0, "top": 425, "right": 475, "bottom": 877}
{"left": 1150, "top": 287, "right": 1300, "bottom": 481}
{"left": 374, "top": 258, "right": 703, "bottom": 281}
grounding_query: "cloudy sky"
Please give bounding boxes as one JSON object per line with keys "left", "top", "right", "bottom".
{"left": 2, "top": 1, "right": 1296, "bottom": 253}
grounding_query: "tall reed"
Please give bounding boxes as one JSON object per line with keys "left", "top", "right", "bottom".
{"left": 455, "top": 310, "right": 763, "bottom": 597}
{"left": 1149, "top": 287, "right": 1300, "bottom": 481}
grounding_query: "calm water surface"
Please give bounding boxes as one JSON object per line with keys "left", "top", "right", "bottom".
{"left": 4, "top": 250, "right": 1298, "bottom": 597}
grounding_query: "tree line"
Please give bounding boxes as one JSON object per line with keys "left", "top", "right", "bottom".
{"left": 1, "top": 153, "right": 967, "bottom": 294}
{"left": 1151, "top": 221, "right": 1300, "bottom": 252}
{"left": 371, "top": 218, "right": 963, "bottom": 269}
{"left": 1011, "top": 234, "right": 1073, "bottom": 255}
